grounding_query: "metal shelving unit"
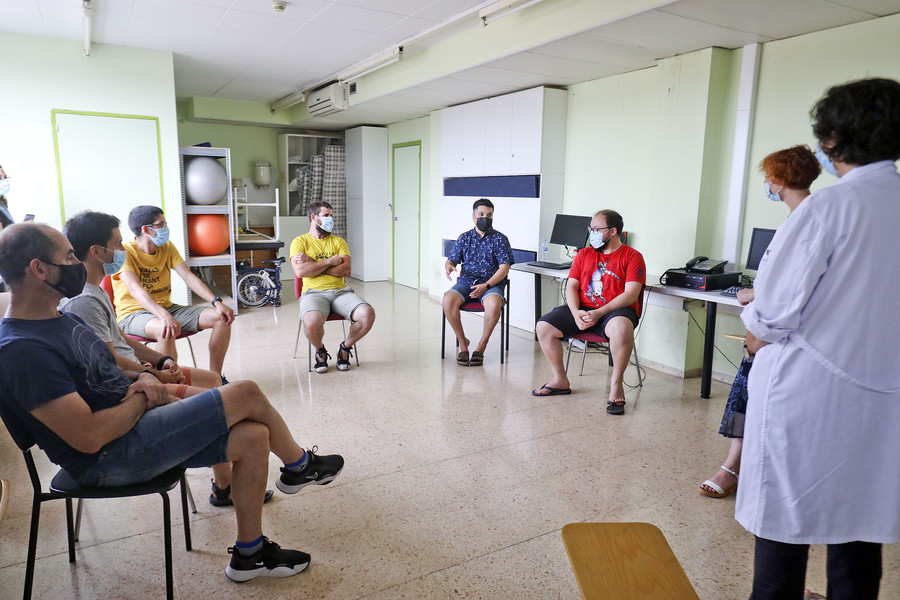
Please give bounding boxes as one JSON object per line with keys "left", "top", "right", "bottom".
{"left": 179, "top": 146, "right": 238, "bottom": 313}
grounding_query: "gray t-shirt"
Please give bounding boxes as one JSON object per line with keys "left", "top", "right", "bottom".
{"left": 59, "top": 283, "right": 139, "bottom": 364}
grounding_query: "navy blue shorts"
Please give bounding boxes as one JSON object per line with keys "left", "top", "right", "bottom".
{"left": 538, "top": 305, "right": 638, "bottom": 339}
{"left": 77, "top": 388, "right": 230, "bottom": 487}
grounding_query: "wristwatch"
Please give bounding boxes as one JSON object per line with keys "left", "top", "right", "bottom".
{"left": 211, "top": 296, "right": 222, "bottom": 307}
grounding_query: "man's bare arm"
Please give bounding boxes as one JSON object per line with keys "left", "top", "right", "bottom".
{"left": 590, "top": 281, "right": 643, "bottom": 318}
{"left": 31, "top": 392, "right": 148, "bottom": 455}
{"left": 322, "top": 255, "right": 351, "bottom": 277}
{"left": 291, "top": 253, "right": 341, "bottom": 278}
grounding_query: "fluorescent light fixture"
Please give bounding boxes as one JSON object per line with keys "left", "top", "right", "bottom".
{"left": 479, "top": 0, "right": 546, "bottom": 25}
{"left": 269, "top": 91, "right": 307, "bottom": 112}
{"left": 337, "top": 47, "right": 402, "bottom": 84}
{"left": 82, "top": 0, "right": 92, "bottom": 56}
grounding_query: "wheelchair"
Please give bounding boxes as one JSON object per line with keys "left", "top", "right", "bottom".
{"left": 236, "top": 257, "right": 285, "bottom": 308}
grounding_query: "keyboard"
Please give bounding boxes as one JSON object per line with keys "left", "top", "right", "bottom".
{"left": 527, "top": 260, "right": 572, "bottom": 270}
{"left": 719, "top": 285, "right": 749, "bottom": 297}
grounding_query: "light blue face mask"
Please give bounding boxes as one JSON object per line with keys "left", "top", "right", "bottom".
{"left": 589, "top": 230, "right": 606, "bottom": 249}
{"left": 816, "top": 146, "right": 840, "bottom": 178}
{"left": 317, "top": 215, "right": 334, "bottom": 233}
{"left": 764, "top": 182, "right": 782, "bottom": 202}
{"left": 150, "top": 225, "right": 170, "bottom": 247}
{"left": 102, "top": 248, "right": 127, "bottom": 276}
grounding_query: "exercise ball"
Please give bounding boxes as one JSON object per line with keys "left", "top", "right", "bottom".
{"left": 184, "top": 156, "right": 228, "bottom": 205}
{"left": 187, "top": 214, "right": 230, "bottom": 256}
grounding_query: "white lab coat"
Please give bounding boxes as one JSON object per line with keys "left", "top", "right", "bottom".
{"left": 738, "top": 160, "right": 900, "bottom": 545}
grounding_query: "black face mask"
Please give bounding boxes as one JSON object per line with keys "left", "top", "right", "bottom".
{"left": 42, "top": 260, "right": 87, "bottom": 298}
{"left": 476, "top": 217, "right": 493, "bottom": 232}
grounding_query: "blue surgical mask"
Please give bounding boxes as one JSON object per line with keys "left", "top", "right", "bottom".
{"left": 0, "top": 179, "right": 9, "bottom": 197}
{"left": 764, "top": 182, "right": 782, "bottom": 202}
{"left": 589, "top": 230, "right": 606, "bottom": 249}
{"left": 816, "top": 145, "right": 840, "bottom": 178}
{"left": 102, "top": 248, "right": 127, "bottom": 275}
{"left": 317, "top": 216, "right": 334, "bottom": 233}
{"left": 150, "top": 225, "right": 170, "bottom": 246}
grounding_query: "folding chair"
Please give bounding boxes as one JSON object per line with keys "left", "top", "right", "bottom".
{"left": 100, "top": 275, "right": 197, "bottom": 367}
{"left": 292, "top": 276, "right": 360, "bottom": 371}
{"left": 0, "top": 403, "right": 192, "bottom": 600}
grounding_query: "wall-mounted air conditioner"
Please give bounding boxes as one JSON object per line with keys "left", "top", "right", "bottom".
{"left": 306, "top": 82, "right": 349, "bottom": 116}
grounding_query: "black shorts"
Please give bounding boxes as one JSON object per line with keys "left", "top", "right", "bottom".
{"left": 538, "top": 305, "right": 638, "bottom": 339}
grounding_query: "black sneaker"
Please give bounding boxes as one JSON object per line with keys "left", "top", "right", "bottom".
{"left": 606, "top": 400, "right": 626, "bottom": 415}
{"left": 336, "top": 342, "right": 352, "bottom": 371}
{"left": 225, "top": 537, "right": 310, "bottom": 582}
{"left": 209, "top": 480, "right": 275, "bottom": 507}
{"left": 314, "top": 347, "right": 330, "bottom": 373}
{"left": 276, "top": 446, "right": 345, "bottom": 494}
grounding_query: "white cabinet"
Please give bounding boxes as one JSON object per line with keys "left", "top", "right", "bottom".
{"left": 345, "top": 126, "right": 389, "bottom": 281}
{"left": 179, "top": 146, "right": 238, "bottom": 313}
{"left": 278, "top": 133, "right": 343, "bottom": 217}
{"left": 440, "top": 86, "right": 568, "bottom": 331}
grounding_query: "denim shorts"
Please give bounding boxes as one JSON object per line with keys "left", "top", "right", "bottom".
{"left": 77, "top": 388, "right": 230, "bottom": 487}
{"left": 446, "top": 277, "right": 506, "bottom": 303}
{"left": 119, "top": 304, "right": 207, "bottom": 336}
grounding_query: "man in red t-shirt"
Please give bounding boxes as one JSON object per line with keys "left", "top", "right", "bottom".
{"left": 532, "top": 210, "right": 646, "bottom": 415}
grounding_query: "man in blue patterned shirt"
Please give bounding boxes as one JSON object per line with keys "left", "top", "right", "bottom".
{"left": 443, "top": 198, "right": 514, "bottom": 366}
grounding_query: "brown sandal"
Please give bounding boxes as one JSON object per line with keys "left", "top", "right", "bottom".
{"left": 469, "top": 350, "right": 484, "bottom": 366}
{"left": 456, "top": 350, "right": 469, "bottom": 366}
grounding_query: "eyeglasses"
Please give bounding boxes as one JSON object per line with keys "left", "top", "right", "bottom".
{"left": 144, "top": 221, "right": 167, "bottom": 230}
{"left": 588, "top": 226, "right": 610, "bottom": 234}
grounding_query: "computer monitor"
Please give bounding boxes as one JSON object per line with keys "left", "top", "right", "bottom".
{"left": 746, "top": 227, "right": 776, "bottom": 271}
{"left": 549, "top": 214, "right": 591, "bottom": 249}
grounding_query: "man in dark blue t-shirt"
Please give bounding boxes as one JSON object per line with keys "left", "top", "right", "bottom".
{"left": 0, "top": 223, "right": 346, "bottom": 583}
{"left": 443, "top": 198, "right": 514, "bottom": 367}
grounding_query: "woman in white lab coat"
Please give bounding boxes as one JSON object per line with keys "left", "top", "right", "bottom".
{"left": 740, "top": 78, "right": 900, "bottom": 599}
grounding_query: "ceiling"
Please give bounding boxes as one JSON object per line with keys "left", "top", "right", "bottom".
{"left": 4, "top": 0, "right": 900, "bottom": 130}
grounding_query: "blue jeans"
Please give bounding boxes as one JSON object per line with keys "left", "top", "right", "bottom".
{"left": 77, "top": 388, "right": 230, "bottom": 487}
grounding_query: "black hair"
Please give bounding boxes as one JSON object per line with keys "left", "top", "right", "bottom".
{"left": 595, "top": 209, "right": 624, "bottom": 235}
{"left": 128, "top": 205, "right": 163, "bottom": 236}
{"left": 811, "top": 78, "right": 900, "bottom": 165}
{"left": 306, "top": 200, "right": 333, "bottom": 220}
{"left": 0, "top": 223, "right": 58, "bottom": 284}
{"left": 63, "top": 211, "right": 121, "bottom": 261}
{"left": 472, "top": 198, "right": 494, "bottom": 212}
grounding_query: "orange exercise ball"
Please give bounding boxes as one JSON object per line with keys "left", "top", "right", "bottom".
{"left": 187, "top": 214, "right": 230, "bottom": 256}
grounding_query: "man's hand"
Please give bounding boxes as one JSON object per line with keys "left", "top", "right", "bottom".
{"left": 214, "top": 301, "right": 235, "bottom": 324}
{"left": 292, "top": 252, "right": 313, "bottom": 266}
{"left": 159, "top": 312, "right": 181, "bottom": 339}
{"left": 152, "top": 368, "right": 184, "bottom": 385}
{"left": 469, "top": 282, "right": 488, "bottom": 299}
{"left": 736, "top": 288, "right": 755, "bottom": 306}
{"left": 160, "top": 358, "right": 185, "bottom": 382}
{"left": 744, "top": 330, "right": 768, "bottom": 355}
{"left": 125, "top": 372, "right": 170, "bottom": 409}
{"left": 575, "top": 309, "right": 599, "bottom": 331}
{"left": 445, "top": 260, "right": 458, "bottom": 280}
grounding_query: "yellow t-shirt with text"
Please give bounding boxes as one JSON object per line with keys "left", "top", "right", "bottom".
{"left": 112, "top": 240, "right": 185, "bottom": 321}
{"left": 290, "top": 233, "right": 350, "bottom": 292}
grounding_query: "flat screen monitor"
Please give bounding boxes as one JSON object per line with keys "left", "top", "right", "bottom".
{"left": 549, "top": 214, "right": 591, "bottom": 249}
{"left": 746, "top": 227, "right": 776, "bottom": 271}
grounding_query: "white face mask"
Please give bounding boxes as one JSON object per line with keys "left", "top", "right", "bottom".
{"left": 0, "top": 179, "right": 9, "bottom": 197}
{"left": 317, "top": 215, "right": 334, "bottom": 233}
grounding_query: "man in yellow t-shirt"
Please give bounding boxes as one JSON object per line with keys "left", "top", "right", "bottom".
{"left": 113, "top": 205, "right": 234, "bottom": 376}
{"left": 290, "top": 201, "right": 375, "bottom": 374}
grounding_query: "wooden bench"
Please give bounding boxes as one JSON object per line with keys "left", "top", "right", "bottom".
{"left": 561, "top": 522, "right": 699, "bottom": 600}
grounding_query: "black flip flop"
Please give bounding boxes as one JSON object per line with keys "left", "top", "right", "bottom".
{"left": 457, "top": 350, "right": 470, "bottom": 366}
{"left": 531, "top": 384, "right": 572, "bottom": 397}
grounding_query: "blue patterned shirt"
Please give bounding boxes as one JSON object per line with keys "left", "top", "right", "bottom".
{"left": 449, "top": 228, "right": 514, "bottom": 283}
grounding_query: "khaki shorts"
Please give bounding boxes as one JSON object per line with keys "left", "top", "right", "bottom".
{"left": 299, "top": 287, "right": 369, "bottom": 321}
{"left": 119, "top": 304, "right": 207, "bottom": 337}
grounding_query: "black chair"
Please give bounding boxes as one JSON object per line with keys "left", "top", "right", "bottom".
{"left": 0, "top": 404, "right": 192, "bottom": 600}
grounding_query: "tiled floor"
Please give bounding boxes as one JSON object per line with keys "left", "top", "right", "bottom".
{"left": 1, "top": 279, "right": 897, "bottom": 599}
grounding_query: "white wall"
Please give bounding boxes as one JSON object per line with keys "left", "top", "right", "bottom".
{"left": 0, "top": 33, "right": 185, "bottom": 300}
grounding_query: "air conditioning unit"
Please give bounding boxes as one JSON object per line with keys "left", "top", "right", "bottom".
{"left": 306, "top": 82, "right": 349, "bottom": 116}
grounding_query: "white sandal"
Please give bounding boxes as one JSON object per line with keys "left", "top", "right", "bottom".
{"left": 700, "top": 465, "right": 738, "bottom": 498}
